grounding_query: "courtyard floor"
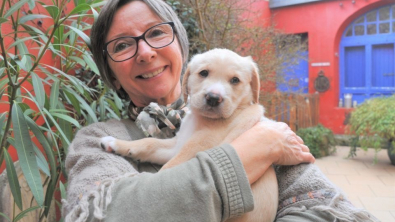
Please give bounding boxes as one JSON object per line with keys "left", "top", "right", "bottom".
{"left": 315, "top": 146, "right": 395, "bottom": 222}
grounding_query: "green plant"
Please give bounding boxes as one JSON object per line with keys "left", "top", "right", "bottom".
{"left": 296, "top": 124, "right": 336, "bottom": 158}
{"left": 165, "top": 0, "right": 201, "bottom": 56}
{"left": 347, "top": 95, "right": 395, "bottom": 161}
{"left": 0, "top": 0, "right": 127, "bottom": 221}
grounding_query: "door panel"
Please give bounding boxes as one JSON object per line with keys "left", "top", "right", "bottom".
{"left": 345, "top": 46, "right": 366, "bottom": 88}
{"left": 372, "top": 44, "right": 394, "bottom": 87}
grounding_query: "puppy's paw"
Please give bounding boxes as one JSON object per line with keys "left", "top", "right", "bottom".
{"left": 100, "top": 136, "right": 118, "bottom": 153}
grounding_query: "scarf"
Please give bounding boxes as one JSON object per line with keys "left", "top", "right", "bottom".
{"left": 128, "top": 98, "right": 188, "bottom": 139}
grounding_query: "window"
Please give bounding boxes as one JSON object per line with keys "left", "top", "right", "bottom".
{"left": 277, "top": 33, "right": 309, "bottom": 93}
{"left": 345, "top": 6, "right": 395, "bottom": 37}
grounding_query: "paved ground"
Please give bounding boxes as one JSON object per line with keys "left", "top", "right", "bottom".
{"left": 315, "top": 146, "right": 395, "bottom": 222}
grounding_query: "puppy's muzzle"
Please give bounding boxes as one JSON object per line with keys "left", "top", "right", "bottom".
{"left": 205, "top": 92, "right": 223, "bottom": 107}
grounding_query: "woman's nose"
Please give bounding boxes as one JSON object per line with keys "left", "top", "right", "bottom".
{"left": 135, "top": 40, "right": 156, "bottom": 63}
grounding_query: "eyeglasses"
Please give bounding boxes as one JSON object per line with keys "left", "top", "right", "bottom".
{"left": 104, "top": 22, "right": 175, "bottom": 62}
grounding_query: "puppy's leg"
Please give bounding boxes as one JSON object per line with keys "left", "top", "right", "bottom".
{"left": 226, "top": 167, "right": 278, "bottom": 222}
{"left": 101, "top": 136, "right": 178, "bottom": 165}
{"left": 249, "top": 167, "right": 278, "bottom": 222}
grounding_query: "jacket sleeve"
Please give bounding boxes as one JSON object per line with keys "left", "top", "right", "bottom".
{"left": 62, "top": 119, "right": 253, "bottom": 222}
{"left": 275, "top": 164, "right": 379, "bottom": 221}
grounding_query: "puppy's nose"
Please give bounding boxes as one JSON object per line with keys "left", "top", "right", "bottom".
{"left": 205, "top": 92, "right": 223, "bottom": 107}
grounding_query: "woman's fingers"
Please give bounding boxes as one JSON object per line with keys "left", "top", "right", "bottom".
{"left": 300, "top": 152, "right": 315, "bottom": 163}
{"left": 286, "top": 135, "right": 300, "bottom": 145}
{"left": 274, "top": 128, "right": 315, "bottom": 165}
{"left": 297, "top": 144, "right": 315, "bottom": 163}
{"left": 296, "top": 135, "right": 304, "bottom": 144}
{"left": 301, "top": 144, "right": 310, "bottom": 152}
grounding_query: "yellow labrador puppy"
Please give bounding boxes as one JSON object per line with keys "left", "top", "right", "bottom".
{"left": 101, "top": 48, "right": 278, "bottom": 222}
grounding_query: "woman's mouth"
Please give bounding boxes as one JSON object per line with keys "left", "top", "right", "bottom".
{"left": 137, "top": 67, "right": 165, "bottom": 79}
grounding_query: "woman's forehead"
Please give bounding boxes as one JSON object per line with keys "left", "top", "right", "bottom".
{"left": 106, "top": 1, "right": 163, "bottom": 42}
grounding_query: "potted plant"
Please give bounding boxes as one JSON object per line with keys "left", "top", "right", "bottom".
{"left": 296, "top": 124, "right": 336, "bottom": 158}
{"left": 347, "top": 95, "right": 395, "bottom": 164}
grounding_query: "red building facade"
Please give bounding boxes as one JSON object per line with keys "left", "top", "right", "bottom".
{"left": 263, "top": 0, "right": 395, "bottom": 134}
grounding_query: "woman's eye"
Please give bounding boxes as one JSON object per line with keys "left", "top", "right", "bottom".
{"left": 199, "top": 70, "right": 209, "bottom": 77}
{"left": 148, "top": 29, "right": 165, "bottom": 38}
{"left": 114, "top": 43, "right": 131, "bottom": 53}
{"left": 230, "top": 77, "right": 240, "bottom": 84}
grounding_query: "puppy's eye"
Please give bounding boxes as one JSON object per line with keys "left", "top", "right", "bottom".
{"left": 230, "top": 77, "right": 240, "bottom": 84}
{"left": 199, "top": 70, "right": 209, "bottom": 77}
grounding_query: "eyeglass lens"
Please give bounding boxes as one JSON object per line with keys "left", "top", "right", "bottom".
{"left": 106, "top": 23, "right": 174, "bottom": 62}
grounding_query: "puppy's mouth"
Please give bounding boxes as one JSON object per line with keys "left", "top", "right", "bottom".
{"left": 136, "top": 67, "right": 166, "bottom": 79}
{"left": 204, "top": 106, "right": 219, "bottom": 111}
{"left": 200, "top": 105, "right": 226, "bottom": 119}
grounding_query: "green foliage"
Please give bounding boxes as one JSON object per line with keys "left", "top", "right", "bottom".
{"left": 3, "top": 148, "right": 22, "bottom": 211}
{"left": 347, "top": 95, "right": 395, "bottom": 160}
{"left": 0, "top": 0, "right": 126, "bottom": 221}
{"left": 165, "top": 0, "right": 201, "bottom": 55}
{"left": 348, "top": 95, "right": 395, "bottom": 141}
{"left": 296, "top": 124, "right": 336, "bottom": 158}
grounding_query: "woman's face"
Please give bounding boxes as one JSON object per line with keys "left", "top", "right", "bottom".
{"left": 106, "top": 1, "right": 183, "bottom": 107}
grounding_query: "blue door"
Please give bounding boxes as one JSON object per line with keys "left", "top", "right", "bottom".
{"left": 372, "top": 44, "right": 394, "bottom": 88}
{"left": 344, "top": 46, "right": 365, "bottom": 88}
{"left": 340, "top": 4, "right": 395, "bottom": 105}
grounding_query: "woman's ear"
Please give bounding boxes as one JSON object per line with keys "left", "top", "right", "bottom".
{"left": 111, "top": 74, "right": 128, "bottom": 99}
{"left": 113, "top": 78, "right": 121, "bottom": 90}
{"left": 181, "top": 65, "right": 191, "bottom": 103}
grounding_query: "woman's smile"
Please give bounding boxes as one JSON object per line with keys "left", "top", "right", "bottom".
{"left": 137, "top": 66, "right": 166, "bottom": 79}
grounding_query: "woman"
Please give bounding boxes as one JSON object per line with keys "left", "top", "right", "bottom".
{"left": 62, "top": 0, "right": 377, "bottom": 221}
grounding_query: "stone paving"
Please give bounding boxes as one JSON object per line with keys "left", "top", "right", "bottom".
{"left": 314, "top": 146, "right": 395, "bottom": 222}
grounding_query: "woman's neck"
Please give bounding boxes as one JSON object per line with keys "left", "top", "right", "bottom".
{"left": 131, "top": 94, "right": 181, "bottom": 107}
{"left": 131, "top": 83, "right": 182, "bottom": 107}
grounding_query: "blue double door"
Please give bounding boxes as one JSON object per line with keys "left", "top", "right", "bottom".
{"left": 340, "top": 4, "right": 395, "bottom": 104}
{"left": 342, "top": 43, "right": 395, "bottom": 104}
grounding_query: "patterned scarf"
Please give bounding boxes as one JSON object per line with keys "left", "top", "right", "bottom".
{"left": 128, "top": 98, "right": 188, "bottom": 139}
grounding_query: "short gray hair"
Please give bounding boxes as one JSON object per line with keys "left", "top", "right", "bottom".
{"left": 90, "top": 0, "right": 189, "bottom": 98}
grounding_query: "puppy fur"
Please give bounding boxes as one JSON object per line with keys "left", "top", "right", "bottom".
{"left": 101, "top": 48, "right": 278, "bottom": 222}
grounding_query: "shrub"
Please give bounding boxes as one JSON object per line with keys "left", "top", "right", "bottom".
{"left": 347, "top": 95, "right": 395, "bottom": 160}
{"left": 296, "top": 124, "right": 336, "bottom": 158}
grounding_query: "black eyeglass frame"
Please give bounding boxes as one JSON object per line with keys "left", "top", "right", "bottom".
{"left": 103, "top": 22, "right": 176, "bottom": 62}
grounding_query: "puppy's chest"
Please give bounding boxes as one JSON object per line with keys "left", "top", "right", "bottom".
{"left": 175, "top": 115, "right": 233, "bottom": 151}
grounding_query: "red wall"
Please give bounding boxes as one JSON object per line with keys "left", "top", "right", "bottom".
{"left": 266, "top": 0, "right": 394, "bottom": 134}
{"left": 0, "top": 0, "right": 74, "bottom": 173}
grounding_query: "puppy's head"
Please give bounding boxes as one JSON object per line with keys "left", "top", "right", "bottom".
{"left": 182, "top": 48, "right": 260, "bottom": 119}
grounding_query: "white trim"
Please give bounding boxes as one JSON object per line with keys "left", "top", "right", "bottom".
{"left": 311, "top": 62, "right": 330, "bottom": 67}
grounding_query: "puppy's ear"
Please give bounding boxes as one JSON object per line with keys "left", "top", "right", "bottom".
{"left": 247, "top": 56, "right": 260, "bottom": 104}
{"left": 181, "top": 65, "right": 191, "bottom": 103}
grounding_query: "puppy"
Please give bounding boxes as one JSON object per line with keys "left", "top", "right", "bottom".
{"left": 101, "top": 48, "right": 278, "bottom": 222}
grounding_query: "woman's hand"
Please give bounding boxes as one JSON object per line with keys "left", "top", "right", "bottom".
{"left": 231, "top": 120, "right": 315, "bottom": 184}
